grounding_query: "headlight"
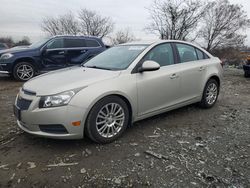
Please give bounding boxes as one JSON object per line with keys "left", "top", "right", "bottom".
{"left": 0, "top": 53, "right": 13, "bottom": 60}
{"left": 39, "top": 91, "right": 75, "bottom": 108}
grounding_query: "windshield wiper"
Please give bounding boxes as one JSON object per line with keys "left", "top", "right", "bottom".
{"left": 83, "top": 65, "right": 113, "bottom": 70}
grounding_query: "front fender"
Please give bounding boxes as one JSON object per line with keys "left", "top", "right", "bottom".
{"left": 69, "top": 74, "right": 137, "bottom": 125}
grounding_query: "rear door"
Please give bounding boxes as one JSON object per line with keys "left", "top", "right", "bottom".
{"left": 64, "top": 38, "right": 89, "bottom": 66}
{"left": 174, "top": 43, "right": 208, "bottom": 102}
{"left": 65, "top": 38, "right": 103, "bottom": 65}
{"left": 84, "top": 39, "right": 104, "bottom": 62}
{"left": 42, "top": 38, "right": 67, "bottom": 70}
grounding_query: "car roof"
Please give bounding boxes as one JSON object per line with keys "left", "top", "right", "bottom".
{"left": 121, "top": 40, "right": 206, "bottom": 51}
{"left": 120, "top": 40, "right": 160, "bottom": 46}
{"left": 122, "top": 40, "right": 201, "bottom": 46}
{"left": 52, "top": 35, "right": 101, "bottom": 40}
{"left": 120, "top": 40, "right": 212, "bottom": 57}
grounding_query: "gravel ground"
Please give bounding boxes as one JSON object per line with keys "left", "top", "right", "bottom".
{"left": 0, "top": 68, "right": 249, "bottom": 188}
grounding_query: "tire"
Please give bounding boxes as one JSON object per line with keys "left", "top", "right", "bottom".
{"left": 244, "top": 72, "right": 249, "bottom": 78}
{"left": 85, "top": 96, "right": 129, "bottom": 144}
{"left": 13, "top": 62, "right": 35, "bottom": 81}
{"left": 199, "top": 79, "right": 219, "bottom": 108}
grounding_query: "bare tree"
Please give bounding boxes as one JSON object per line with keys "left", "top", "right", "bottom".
{"left": 78, "top": 8, "right": 114, "bottom": 38}
{"left": 199, "top": 0, "right": 250, "bottom": 52}
{"left": 14, "top": 36, "right": 30, "bottom": 46}
{"left": 147, "top": 0, "right": 206, "bottom": 40}
{"left": 0, "top": 37, "right": 14, "bottom": 47}
{"left": 41, "top": 12, "right": 80, "bottom": 36}
{"left": 112, "top": 28, "right": 135, "bottom": 44}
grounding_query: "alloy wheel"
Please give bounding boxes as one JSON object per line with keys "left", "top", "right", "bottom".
{"left": 96, "top": 103, "right": 125, "bottom": 138}
{"left": 205, "top": 83, "right": 218, "bottom": 105}
{"left": 16, "top": 64, "right": 34, "bottom": 81}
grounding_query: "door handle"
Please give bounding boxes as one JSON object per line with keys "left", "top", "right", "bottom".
{"left": 170, "top": 73, "right": 178, "bottom": 79}
{"left": 199, "top": 66, "right": 205, "bottom": 71}
{"left": 81, "top": 50, "right": 87, "bottom": 53}
{"left": 58, "top": 51, "right": 65, "bottom": 55}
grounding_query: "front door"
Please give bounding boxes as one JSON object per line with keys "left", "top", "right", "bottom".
{"left": 136, "top": 43, "right": 181, "bottom": 116}
{"left": 42, "top": 38, "right": 67, "bottom": 71}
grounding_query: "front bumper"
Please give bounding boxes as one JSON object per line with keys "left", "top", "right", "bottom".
{"left": 14, "top": 89, "right": 87, "bottom": 139}
{"left": 0, "top": 70, "right": 10, "bottom": 74}
{"left": 17, "top": 120, "right": 82, "bottom": 139}
{"left": 0, "top": 61, "right": 13, "bottom": 74}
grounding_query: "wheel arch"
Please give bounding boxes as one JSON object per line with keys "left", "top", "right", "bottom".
{"left": 111, "top": 94, "right": 133, "bottom": 126}
{"left": 82, "top": 92, "right": 134, "bottom": 139}
{"left": 84, "top": 93, "right": 134, "bottom": 128}
{"left": 13, "top": 57, "right": 37, "bottom": 72}
{"left": 199, "top": 74, "right": 221, "bottom": 108}
{"left": 208, "top": 75, "right": 220, "bottom": 88}
{"left": 203, "top": 74, "right": 221, "bottom": 96}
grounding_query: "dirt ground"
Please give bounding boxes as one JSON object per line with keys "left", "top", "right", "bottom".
{"left": 0, "top": 68, "right": 249, "bottom": 188}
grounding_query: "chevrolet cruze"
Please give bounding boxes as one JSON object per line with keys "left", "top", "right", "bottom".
{"left": 14, "top": 40, "right": 223, "bottom": 143}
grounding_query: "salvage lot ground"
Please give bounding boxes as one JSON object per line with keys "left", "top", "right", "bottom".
{"left": 0, "top": 68, "right": 249, "bottom": 187}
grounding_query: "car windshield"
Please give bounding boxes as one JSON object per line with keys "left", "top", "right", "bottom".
{"left": 84, "top": 45, "right": 148, "bottom": 70}
{"left": 29, "top": 38, "right": 49, "bottom": 48}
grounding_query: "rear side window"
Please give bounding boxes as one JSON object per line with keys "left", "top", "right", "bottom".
{"left": 195, "top": 48, "right": 209, "bottom": 60}
{"left": 176, "top": 43, "right": 198, "bottom": 63}
{"left": 85, "top": 39, "right": 100, "bottom": 47}
{"left": 46, "top": 38, "right": 64, "bottom": 49}
{"left": 64, "top": 39, "right": 86, "bottom": 48}
{"left": 204, "top": 53, "right": 209, "bottom": 59}
{"left": 143, "top": 43, "right": 174, "bottom": 67}
{"left": 196, "top": 49, "right": 204, "bottom": 60}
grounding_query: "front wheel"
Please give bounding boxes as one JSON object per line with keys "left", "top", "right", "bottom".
{"left": 13, "top": 62, "right": 35, "bottom": 81}
{"left": 85, "top": 96, "right": 129, "bottom": 144}
{"left": 199, "top": 79, "right": 219, "bottom": 108}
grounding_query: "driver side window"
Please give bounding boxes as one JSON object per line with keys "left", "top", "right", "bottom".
{"left": 143, "top": 43, "right": 174, "bottom": 67}
{"left": 46, "top": 38, "right": 64, "bottom": 49}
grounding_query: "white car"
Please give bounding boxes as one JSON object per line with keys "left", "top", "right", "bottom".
{"left": 14, "top": 40, "right": 223, "bottom": 143}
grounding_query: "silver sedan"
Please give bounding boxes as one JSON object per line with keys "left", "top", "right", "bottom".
{"left": 14, "top": 40, "right": 223, "bottom": 143}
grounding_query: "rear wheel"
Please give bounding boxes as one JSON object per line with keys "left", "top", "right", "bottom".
{"left": 13, "top": 62, "right": 35, "bottom": 81}
{"left": 85, "top": 96, "right": 129, "bottom": 144}
{"left": 199, "top": 79, "right": 219, "bottom": 108}
{"left": 244, "top": 72, "right": 249, "bottom": 78}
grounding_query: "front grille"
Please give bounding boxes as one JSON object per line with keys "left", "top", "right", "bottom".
{"left": 39, "top": 124, "right": 68, "bottom": 134}
{"left": 16, "top": 97, "right": 32, "bottom": 110}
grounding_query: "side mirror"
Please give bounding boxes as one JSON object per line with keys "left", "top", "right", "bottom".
{"left": 41, "top": 46, "right": 48, "bottom": 54}
{"left": 138, "top": 60, "right": 160, "bottom": 72}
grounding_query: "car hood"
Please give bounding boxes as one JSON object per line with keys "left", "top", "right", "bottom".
{"left": 23, "top": 66, "right": 121, "bottom": 96}
{"left": 0, "top": 47, "right": 35, "bottom": 55}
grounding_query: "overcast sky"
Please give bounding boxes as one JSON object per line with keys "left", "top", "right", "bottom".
{"left": 0, "top": 0, "right": 249, "bottom": 45}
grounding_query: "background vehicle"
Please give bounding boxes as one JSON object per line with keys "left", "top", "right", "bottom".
{"left": 14, "top": 40, "right": 223, "bottom": 143}
{"left": 0, "top": 43, "right": 8, "bottom": 50}
{"left": 243, "top": 55, "right": 250, "bottom": 77}
{"left": 0, "top": 36, "right": 106, "bottom": 81}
